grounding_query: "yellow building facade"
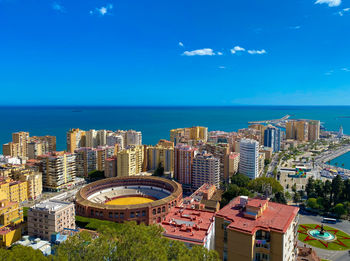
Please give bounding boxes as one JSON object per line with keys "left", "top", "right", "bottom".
{"left": 0, "top": 191, "right": 24, "bottom": 247}
{"left": 146, "top": 145, "right": 174, "bottom": 172}
{"left": 117, "top": 146, "right": 144, "bottom": 177}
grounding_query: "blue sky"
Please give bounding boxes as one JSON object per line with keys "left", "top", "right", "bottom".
{"left": 0, "top": 0, "right": 349, "bottom": 106}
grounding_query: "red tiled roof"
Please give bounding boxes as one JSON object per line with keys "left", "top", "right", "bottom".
{"left": 161, "top": 207, "right": 215, "bottom": 245}
{"left": 216, "top": 197, "right": 299, "bottom": 235}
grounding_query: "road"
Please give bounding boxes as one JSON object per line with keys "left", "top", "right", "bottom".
{"left": 298, "top": 213, "right": 350, "bottom": 261}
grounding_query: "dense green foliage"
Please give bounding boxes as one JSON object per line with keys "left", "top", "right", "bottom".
{"left": 0, "top": 245, "right": 48, "bottom": 261}
{"left": 87, "top": 170, "right": 105, "bottom": 182}
{"left": 305, "top": 175, "right": 350, "bottom": 217}
{"left": 221, "top": 174, "right": 286, "bottom": 206}
{"left": 0, "top": 222, "right": 219, "bottom": 261}
{"left": 55, "top": 222, "right": 219, "bottom": 261}
{"left": 153, "top": 162, "right": 165, "bottom": 177}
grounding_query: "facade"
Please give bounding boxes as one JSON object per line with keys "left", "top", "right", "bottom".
{"left": 161, "top": 206, "right": 216, "bottom": 250}
{"left": 174, "top": 144, "right": 198, "bottom": 188}
{"left": 105, "top": 156, "right": 117, "bottom": 178}
{"left": 66, "top": 128, "right": 86, "bottom": 153}
{"left": 296, "top": 121, "right": 308, "bottom": 142}
{"left": 75, "top": 176, "right": 183, "bottom": 225}
{"left": 248, "top": 124, "right": 266, "bottom": 144}
{"left": 0, "top": 190, "right": 24, "bottom": 247}
{"left": 308, "top": 120, "right": 320, "bottom": 141}
{"left": 170, "top": 126, "right": 208, "bottom": 145}
{"left": 106, "top": 133, "right": 124, "bottom": 150}
{"left": 192, "top": 152, "right": 220, "bottom": 190}
{"left": 117, "top": 146, "right": 144, "bottom": 177}
{"left": 123, "top": 130, "right": 142, "bottom": 147}
{"left": 2, "top": 142, "right": 20, "bottom": 158}
{"left": 38, "top": 152, "right": 76, "bottom": 191}
{"left": 12, "top": 132, "right": 29, "bottom": 158}
{"left": 0, "top": 177, "right": 28, "bottom": 203}
{"left": 239, "top": 139, "right": 259, "bottom": 179}
{"left": 215, "top": 196, "right": 299, "bottom": 261}
{"left": 202, "top": 143, "right": 230, "bottom": 185}
{"left": 146, "top": 144, "right": 174, "bottom": 172}
{"left": 11, "top": 169, "right": 42, "bottom": 200}
{"left": 225, "top": 152, "right": 240, "bottom": 181}
{"left": 264, "top": 126, "right": 281, "bottom": 153}
{"left": 75, "top": 147, "right": 97, "bottom": 177}
{"left": 28, "top": 200, "right": 75, "bottom": 241}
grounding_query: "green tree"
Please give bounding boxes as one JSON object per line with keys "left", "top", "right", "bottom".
{"left": 54, "top": 222, "right": 219, "bottom": 261}
{"left": 231, "top": 173, "right": 250, "bottom": 188}
{"left": 306, "top": 198, "right": 319, "bottom": 209}
{"left": 0, "top": 245, "right": 48, "bottom": 261}
{"left": 331, "top": 175, "right": 344, "bottom": 205}
{"left": 272, "top": 192, "right": 287, "bottom": 204}
{"left": 333, "top": 203, "right": 347, "bottom": 217}
{"left": 248, "top": 177, "right": 283, "bottom": 194}
{"left": 153, "top": 162, "right": 165, "bottom": 177}
{"left": 293, "top": 192, "right": 301, "bottom": 203}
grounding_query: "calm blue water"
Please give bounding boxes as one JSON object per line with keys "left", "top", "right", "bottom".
{"left": 0, "top": 106, "right": 349, "bottom": 153}
{"left": 330, "top": 152, "right": 350, "bottom": 170}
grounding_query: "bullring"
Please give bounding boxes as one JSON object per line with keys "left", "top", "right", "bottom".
{"left": 75, "top": 176, "right": 183, "bottom": 225}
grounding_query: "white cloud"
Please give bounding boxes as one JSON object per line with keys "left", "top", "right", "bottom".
{"left": 218, "top": 66, "right": 226, "bottom": 69}
{"left": 90, "top": 4, "right": 113, "bottom": 16}
{"left": 217, "top": 51, "right": 223, "bottom": 55}
{"left": 230, "top": 46, "right": 245, "bottom": 54}
{"left": 325, "top": 70, "right": 334, "bottom": 75}
{"left": 178, "top": 42, "right": 184, "bottom": 47}
{"left": 247, "top": 49, "right": 267, "bottom": 55}
{"left": 315, "top": 0, "right": 341, "bottom": 7}
{"left": 290, "top": 25, "right": 301, "bottom": 30}
{"left": 182, "top": 48, "right": 215, "bottom": 56}
{"left": 341, "top": 67, "right": 350, "bottom": 72}
{"left": 52, "top": 2, "right": 64, "bottom": 13}
{"left": 338, "top": 7, "right": 350, "bottom": 16}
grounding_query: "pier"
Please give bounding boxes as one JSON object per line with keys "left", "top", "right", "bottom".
{"left": 248, "top": 114, "right": 290, "bottom": 124}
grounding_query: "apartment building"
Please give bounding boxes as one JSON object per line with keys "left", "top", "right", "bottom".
{"left": 174, "top": 144, "right": 198, "bottom": 189}
{"left": 38, "top": 152, "right": 76, "bottom": 191}
{"left": 66, "top": 128, "right": 86, "bottom": 152}
{"left": 0, "top": 191, "right": 24, "bottom": 247}
{"left": 192, "top": 152, "right": 220, "bottom": 190}
{"left": 146, "top": 144, "right": 174, "bottom": 172}
{"left": 28, "top": 200, "right": 75, "bottom": 241}
{"left": 239, "top": 139, "right": 260, "bottom": 179}
{"left": 117, "top": 146, "right": 144, "bottom": 177}
{"left": 215, "top": 196, "right": 299, "bottom": 261}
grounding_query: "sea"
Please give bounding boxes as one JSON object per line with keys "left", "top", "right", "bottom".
{"left": 1, "top": 106, "right": 350, "bottom": 155}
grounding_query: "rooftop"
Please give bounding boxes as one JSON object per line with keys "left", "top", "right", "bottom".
{"left": 161, "top": 206, "right": 215, "bottom": 245}
{"left": 31, "top": 199, "right": 73, "bottom": 213}
{"left": 216, "top": 197, "right": 298, "bottom": 235}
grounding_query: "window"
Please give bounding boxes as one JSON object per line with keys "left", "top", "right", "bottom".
{"left": 115, "top": 213, "right": 119, "bottom": 218}
{"left": 153, "top": 209, "right": 156, "bottom": 215}
{"left": 130, "top": 212, "right": 135, "bottom": 218}
{"left": 142, "top": 211, "right": 146, "bottom": 217}
{"left": 157, "top": 208, "right": 161, "bottom": 214}
{"left": 162, "top": 207, "right": 165, "bottom": 212}
{"left": 109, "top": 212, "right": 113, "bottom": 218}
{"left": 120, "top": 213, "right": 124, "bottom": 218}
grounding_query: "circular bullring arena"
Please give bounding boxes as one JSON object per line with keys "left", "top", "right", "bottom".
{"left": 75, "top": 176, "right": 183, "bottom": 225}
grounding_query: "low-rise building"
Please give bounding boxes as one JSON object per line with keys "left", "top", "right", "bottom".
{"left": 0, "top": 190, "right": 24, "bottom": 247}
{"left": 161, "top": 206, "right": 215, "bottom": 250}
{"left": 28, "top": 200, "right": 75, "bottom": 241}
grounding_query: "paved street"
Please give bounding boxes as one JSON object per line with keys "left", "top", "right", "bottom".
{"left": 298, "top": 213, "right": 350, "bottom": 261}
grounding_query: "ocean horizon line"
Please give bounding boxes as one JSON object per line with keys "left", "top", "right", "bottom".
{"left": 1, "top": 105, "right": 350, "bottom": 108}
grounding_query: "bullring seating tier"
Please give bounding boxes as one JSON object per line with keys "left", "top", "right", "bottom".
{"left": 87, "top": 185, "right": 171, "bottom": 203}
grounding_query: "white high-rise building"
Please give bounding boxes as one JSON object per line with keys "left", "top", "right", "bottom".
{"left": 86, "top": 129, "right": 98, "bottom": 148}
{"left": 239, "top": 139, "right": 259, "bottom": 179}
{"left": 125, "top": 130, "right": 142, "bottom": 146}
{"left": 106, "top": 133, "right": 124, "bottom": 149}
{"left": 192, "top": 152, "right": 220, "bottom": 190}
